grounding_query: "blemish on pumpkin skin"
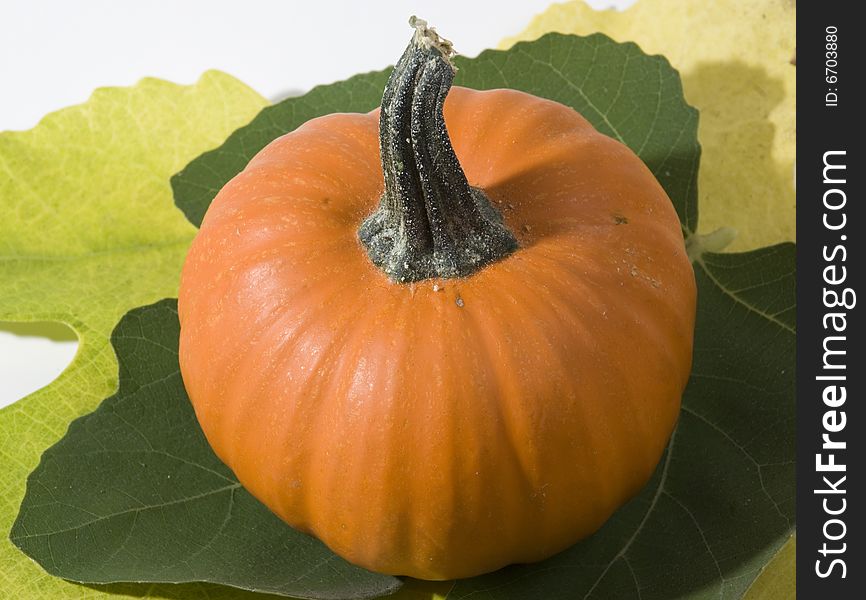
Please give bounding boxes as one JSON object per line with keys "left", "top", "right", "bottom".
{"left": 613, "top": 214, "right": 629, "bottom": 224}
{"left": 455, "top": 296, "right": 465, "bottom": 308}
{"left": 627, "top": 263, "right": 663, "bottom": 288}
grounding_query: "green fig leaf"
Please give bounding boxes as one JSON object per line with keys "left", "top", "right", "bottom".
{"left": 172, "top": 34, "right": 699, "bottom": 236}
{"left": 446, "top": 244, "right": 795, "bottom": 599}
{"left": 10, "top": 300, "right": 401, "bottom": 600}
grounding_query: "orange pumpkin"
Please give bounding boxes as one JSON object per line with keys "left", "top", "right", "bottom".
{"left": 178, "top": 18, "right": 696, "bottom": 580}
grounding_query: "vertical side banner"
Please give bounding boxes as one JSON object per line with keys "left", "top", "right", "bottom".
{"left": 797, "top": 2, "right": 864, "bottom": 597}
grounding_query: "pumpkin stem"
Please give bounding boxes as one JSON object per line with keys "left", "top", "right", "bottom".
{"left": 358, "top": 16, "right": 519, "bottom": 283}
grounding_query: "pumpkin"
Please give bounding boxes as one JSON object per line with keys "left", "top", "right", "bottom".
{"left": 178, "top": 18, "right": 696, "bottom": 580}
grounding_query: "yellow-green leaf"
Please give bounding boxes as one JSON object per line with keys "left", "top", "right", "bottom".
{"left": 500, "top": 0, "right": 796, "bottom": 251}
{"left": 0, "top": 70, "right": 267, "bottom": 599}
{"left": 743, "top": 535, "right": 796, "bottom": 600}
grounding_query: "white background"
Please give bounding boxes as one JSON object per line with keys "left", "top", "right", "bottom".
{"left": 0, "top": 0, "right": 631, "bottom": 408}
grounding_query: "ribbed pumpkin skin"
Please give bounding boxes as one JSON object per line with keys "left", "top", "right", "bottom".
{"left": 178, "top": 86, "right": 696, "bottom": 580}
